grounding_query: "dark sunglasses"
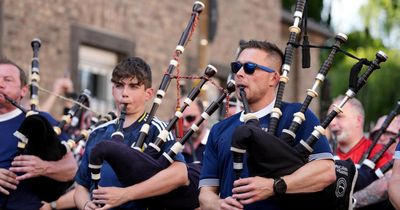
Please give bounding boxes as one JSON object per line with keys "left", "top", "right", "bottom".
{"left": 230, "top": 61, "right": 275, "bottom": 75}
{"left": 370, "top": 130, "right": 397, "bottom": 139}
{"left": 184, "top": 115, "right": 197, "bottom": 123}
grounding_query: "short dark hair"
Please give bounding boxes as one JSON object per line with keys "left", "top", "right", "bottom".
{"left": 0, "top": 57, "right": 27, "bottom": 87}
{"left": 237, "top": 40, "right": 284, "bottom": 73}
{"left": 111, "top": 57, "right": 152, "bottom": 88}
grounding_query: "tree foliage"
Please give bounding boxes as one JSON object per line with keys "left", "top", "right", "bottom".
{"left": 360, "top": 0, "right": 400, "bottom": 46}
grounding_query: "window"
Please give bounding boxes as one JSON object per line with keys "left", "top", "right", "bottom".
{"left": 78, "top": 45, "right": 118, "bottom": 114}
{"left": 70, "top": 24, "right": 134, "bottom": 116}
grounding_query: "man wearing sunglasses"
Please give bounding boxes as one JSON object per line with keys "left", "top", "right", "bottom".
{"left": 224, "top": 96, "right": 242, "bottom": 118}
{"left": 181, "top": 99, "right": 210, "bottom": 163}
{"left": 199, "top": 40, "right": 335, "bottom": 210}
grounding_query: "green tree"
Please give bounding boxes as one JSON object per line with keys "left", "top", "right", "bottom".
{"left": 360, "top": 0, "right": 400, "bottom": 47}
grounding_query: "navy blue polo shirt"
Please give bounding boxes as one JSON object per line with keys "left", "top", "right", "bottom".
{"left": 200, "top": 102, "right": 333, "bottom": 210}
{"left": 75, "top": 112, "right": 185, "bottom": 210}
{"left": 0, "top": 109, "right": 67, "bottom": 210}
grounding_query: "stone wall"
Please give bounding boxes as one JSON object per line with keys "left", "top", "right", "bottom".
{"left": 0, "top": 0, "right": 329, "bottom": 120}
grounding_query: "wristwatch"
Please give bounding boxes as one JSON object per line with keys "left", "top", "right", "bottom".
{"left": 273, "top": 177, "right": 287, "bottom": 195}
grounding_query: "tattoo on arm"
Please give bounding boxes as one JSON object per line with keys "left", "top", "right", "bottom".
{"left": 354, "top": 174, "right": 390, "bottom": 208}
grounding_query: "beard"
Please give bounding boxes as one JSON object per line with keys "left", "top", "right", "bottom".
{"left": 334, "top": 130, "right": 349, "bottom": 144}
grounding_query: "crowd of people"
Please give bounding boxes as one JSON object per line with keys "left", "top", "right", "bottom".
{"left": 0, "top": 39, "right": 399, "bottom": 210}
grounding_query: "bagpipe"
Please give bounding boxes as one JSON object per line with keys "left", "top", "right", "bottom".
{"left": 146, "top": 64, "right": 217, "bottom": 158}
{"left": 89, "top": 79, "right": 235, "bottom": 209}
{"left": 354, "top": 135, "right": 398, "bottom": 192}
{"left": 16, "top": 87, "right": 95, "bottom": 153}
{"left": 232, "top": 51, "right": 388, "bottom": 210}
{"left": 3, "top": 39, "right": 104, "bottom": 205}
{"left": 52, "top": 89, "right": 91, "bottom": 136}
{"left": 87, "top": 2, "right": 214, "bottom": 209}
{"left": 27, "top": 38, "right": 41, "bottom": 115}
{"left": 230, "top": 0, "right": 389, "bottom": 207}
{"left": 2, "top": 94, "right": 27, "bottom": 115}
{"left": 352, "top": 101, "right": 400, "bottom": 192}
{"left": 89, "top": 80, "right": 236, "bottom": 209}
{"left": 359, "top": 101, "right": 400, "bottom": 164}
{"left": 71, "top": 111, "right": 117, "bottom": 157}
{"left": 133, "top": 1, "right": 204, "bottom": 152}
{"left": 1, "top": 38, "right": 72, "bottom": 206}
{"left": 267, "top": 0, "right": 308, "bottom": 136}
{"left": 50, "top": 89, "right": 117, "bottom": 161}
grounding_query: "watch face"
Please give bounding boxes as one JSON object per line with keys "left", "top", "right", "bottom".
{"left": 274, "top": 178, "right": 287, "bottom": 194}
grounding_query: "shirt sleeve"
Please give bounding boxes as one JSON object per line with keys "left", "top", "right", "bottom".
{"left": 74, "top": 134, "right": 95, "bottom": 189}
{"left": 301, "top": 108, "right": 334, "bottom": 161}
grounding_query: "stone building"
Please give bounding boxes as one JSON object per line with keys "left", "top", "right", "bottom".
{"left": 0, "top": 0, "right": 332, "bottom": 121}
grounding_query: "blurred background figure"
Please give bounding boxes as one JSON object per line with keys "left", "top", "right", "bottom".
{"left": 181, "top": 99, "right": 209, "bottom": 163}
{"left": 219, "top": 95, "right": 242, "bottom": 120}
{"left": 225, "top": 96, "right": 242, "bottom": 118}
{"left": 370, "top": 115, "right": 400, "bottom": 155}
{"left": 328, "top": 96, "right": 392, "bottom": 168}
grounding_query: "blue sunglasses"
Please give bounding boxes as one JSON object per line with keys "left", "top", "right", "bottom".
{"left": 230, "top": 61, "right": 275, "bottom": 75}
